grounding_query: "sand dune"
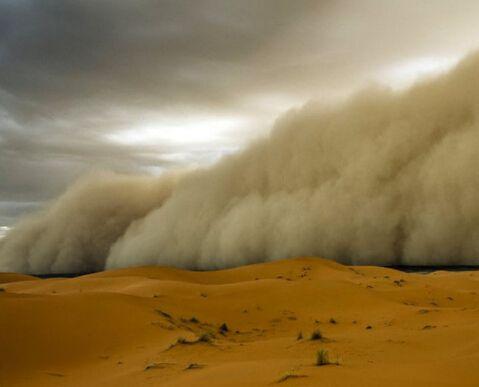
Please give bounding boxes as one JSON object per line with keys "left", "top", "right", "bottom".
{"left": 2, "top": 258, "right": 479, "bottom": 386}
{"left": 0, "top": 273, "right": 39, "bottom": 284}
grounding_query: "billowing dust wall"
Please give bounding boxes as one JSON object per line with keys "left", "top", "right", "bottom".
{"left": 2, "top": 53, "right": 479, "bottom": 273}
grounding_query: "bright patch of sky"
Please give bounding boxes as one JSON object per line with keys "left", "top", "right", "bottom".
{"left": 378, "top": 56, "right": 460, "bottom": 90}
{"left": 0, "top": 226, "right": 10, "bottom": 239}
{"left": 106, "top": 114, "right": 250, "bottom": 146}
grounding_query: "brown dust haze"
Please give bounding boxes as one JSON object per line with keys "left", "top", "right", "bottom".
{"left": 2, "top": 52, "right": 479, "bottom": 274}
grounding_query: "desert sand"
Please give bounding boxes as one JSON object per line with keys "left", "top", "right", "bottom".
{"left": 2, "top": 257, "right": 479, "bottom": 386}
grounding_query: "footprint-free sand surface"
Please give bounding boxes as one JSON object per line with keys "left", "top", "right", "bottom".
{"left": 2, "top": 257, "right": 479, "bottom": 386}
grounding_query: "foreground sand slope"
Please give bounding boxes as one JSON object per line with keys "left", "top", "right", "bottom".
{"left": 2, "top": 257, "right": 479, "bottom": 386}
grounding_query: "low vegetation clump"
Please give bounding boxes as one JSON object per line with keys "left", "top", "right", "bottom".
{"left": 316, "top": 349, "right": 340, "bottom": 367}
{"left": 144, "top": 362, "right": 169, "bottom": 371}
{"left": 297, "top": 331, "right": 303, "bottom": 340}
{"left": 177, "top": 337, "right": 189, "bottom": 344}
{"left": 155, "top": 309, "right": 171, "bottom": 319}
{"left": 172, "top": 332, "right": 214, "bottom": 347}
{"left": 316, "top": 349, "right": 331, "bottom": 366}
{"left": 219, "top": 323, "right": 229, "bottom": 334}
{"left": 185, "top": 363, "right": 204, "bottom": 370}
{"left": 198, "top": 333, "right": 213, "bottom": 343}
{"left": 310, "top": 329, "right": 323, "bottom": 341}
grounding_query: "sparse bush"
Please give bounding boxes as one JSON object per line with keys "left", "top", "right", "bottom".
{"left": 177, "top": 337, "right": 188, "bottom": 344}
{"left": 198, "top": 333, "right": 213, "bottom": 343}
{"left": 185, "top": 363, "right": 203, "bottom": 370}
{"left": 155, "top": 309, "right": 171, "bottom": 318}
{"left": 190, "top": 317, "right": 199, "bottom": 323}
{"left": 316, "top": 349, "right": 331, "bottom": 366}
{"left": 219, "top": 323, "right": 229, "bottom": 333}
{"left": 329, "top": 318, "right": 337, "bottom": 324}
{"left": 144, "top": 363, "right": 161, "bottom": 371}
{"left": 310, "top": 329, "right": 322, "bottom": 341}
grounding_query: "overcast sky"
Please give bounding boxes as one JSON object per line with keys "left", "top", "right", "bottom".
{"left": 1, "top": 0, "right": 479, "bottom": 227}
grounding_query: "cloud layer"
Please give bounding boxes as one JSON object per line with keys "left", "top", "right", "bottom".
{"left": 2, "top": 52, "right": 479, "bottom": 273}
{"left": 3, "top": 1, "right": 479, "bottom": 228}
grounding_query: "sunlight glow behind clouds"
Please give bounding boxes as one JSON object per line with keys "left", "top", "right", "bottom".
{"left": 378, "top": 56, "right": 460, "bottom": 89}
{"left": 0, "top": 226, "right": 10, "bottom": 239}
{"left": 106, "top": 114, "right": 251, "bottom": 146}
{"left": 105, "top": 57, "right": 463, "bottom": 155}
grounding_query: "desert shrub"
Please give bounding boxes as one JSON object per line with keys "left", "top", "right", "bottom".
{"left": 177, "top": 337, "right": 188, "bottom": 344}
{"left": 310, "top": 329, "right": 322, "bottom": 341}
{"left": 198, "top": 333, "right": 213, "bottom": 343}
{"left": 219, "top": 323, "right": 229, "bottom": 333}
{"left": 316, "top": 349, "right": 330, "bottom": 366}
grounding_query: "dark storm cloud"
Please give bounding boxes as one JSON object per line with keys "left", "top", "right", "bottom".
{"left": 1, "top": 0, "right": 479, "bottom": 226}
{"left": 0, "top": 0, "right": 324, "bottom": 225}
{"left": 0, "top": 201, "right": 41, "bottom": 227}
{"left": 2, "top": 0, "right": 479, "bottom": 114}
{"left": 0, "top": 0, "right": 320, "bottom": 110}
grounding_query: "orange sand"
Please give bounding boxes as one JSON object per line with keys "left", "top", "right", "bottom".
{"left": 2, "top": 257, "right": 479, "bottom": 386}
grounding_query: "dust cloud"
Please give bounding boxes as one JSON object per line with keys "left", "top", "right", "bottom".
{"left": 2, "top": 52, "right": 479, "bottom": 273}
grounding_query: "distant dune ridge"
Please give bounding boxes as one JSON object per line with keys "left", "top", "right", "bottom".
{"left": 2, "top": 51, "right": 479, "bottom": 274}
